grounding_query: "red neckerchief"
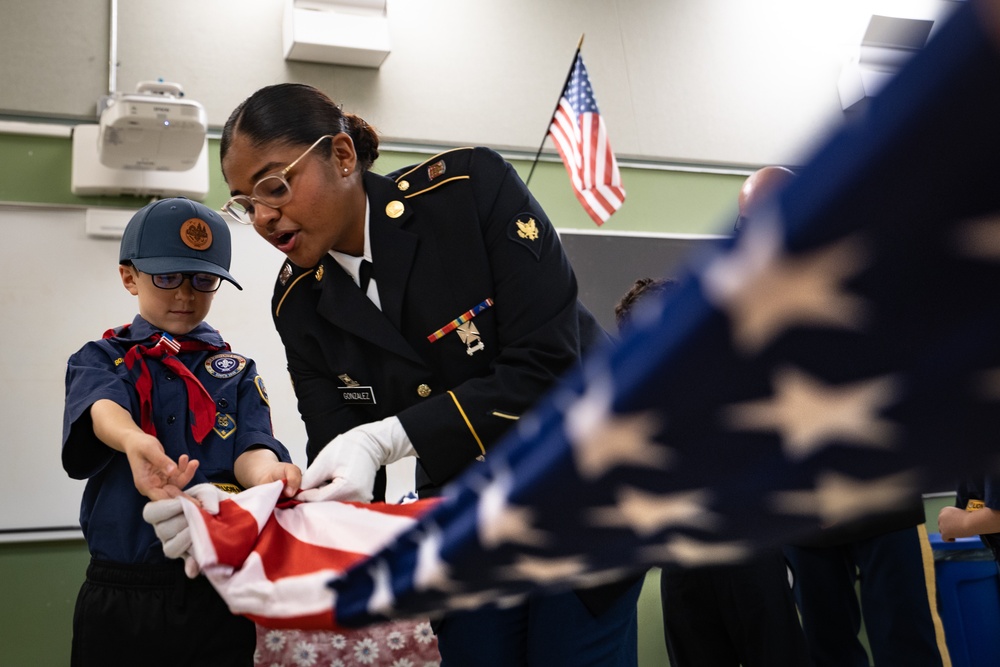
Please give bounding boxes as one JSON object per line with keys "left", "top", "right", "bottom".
{"left": 105, "top": 326, "right": 230, "bottom": 444}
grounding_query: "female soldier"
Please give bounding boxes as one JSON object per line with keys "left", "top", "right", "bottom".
{"left": 219, "top": 83, "right": 642, "bottom": 666}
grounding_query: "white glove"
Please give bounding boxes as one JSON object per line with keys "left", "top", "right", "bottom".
{"left": 298, "top": 416, "right": 416, "bottom": 503}
{"left": 141, "top": 483, "right": 231, "bottom": 577}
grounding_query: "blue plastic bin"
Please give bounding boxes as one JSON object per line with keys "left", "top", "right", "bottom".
{"left": 929, "top": 532, "right": 1000, "bottom": 667}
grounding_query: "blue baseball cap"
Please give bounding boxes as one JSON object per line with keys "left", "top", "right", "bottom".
{"left": 119, "top": 197, "right": 242, "bottom": 290}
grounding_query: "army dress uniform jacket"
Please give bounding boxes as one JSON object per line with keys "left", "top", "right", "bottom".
{"left": 272, "top": 146, "right": 608, "bottom": 493}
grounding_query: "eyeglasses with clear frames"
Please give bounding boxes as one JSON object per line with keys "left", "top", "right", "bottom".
{"left": 151, "top": 272, "right": 222, "bottom": 293}
{"left": 222, "top": 134, "right": 335, "bottom": 225}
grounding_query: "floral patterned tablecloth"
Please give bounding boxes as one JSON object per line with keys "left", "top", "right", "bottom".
{"left": 255, "top": 620, "right": 441, "bottom": 667}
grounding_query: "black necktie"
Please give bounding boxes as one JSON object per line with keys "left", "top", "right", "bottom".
{"left": 359, "top": 260, "right": 373, "bottom": 293}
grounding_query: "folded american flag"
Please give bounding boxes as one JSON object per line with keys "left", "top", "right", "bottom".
{"left": 181, "top": 481, "right": 440, "bottom": 629}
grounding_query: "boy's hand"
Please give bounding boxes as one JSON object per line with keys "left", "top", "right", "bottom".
{"left": 255, "top": 462, "right": 302, "bottom": 497}
{"left": 234, "top": 448, "right": 302, "bottom": 497}
{"left": 163, "top": 454, "right": 199, "bottom": 495}
{"left": 90, "top": 400, "right": 197, "bottom": 499}
{"left": 123, "top": 434, "right": 200, "bottom": 500}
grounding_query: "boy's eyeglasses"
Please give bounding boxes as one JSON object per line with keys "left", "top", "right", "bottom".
{"left": 222, "top": 134, "right": 335, "bottom": 225}
{"left": 151, "top": 272, "right": 222, "bottom": 293}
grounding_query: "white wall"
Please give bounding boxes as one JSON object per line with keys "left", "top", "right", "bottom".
{"left": 0, "top": 0, "right": 962, "bottom": 167}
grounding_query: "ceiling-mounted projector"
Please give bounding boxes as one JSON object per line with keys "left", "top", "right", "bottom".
{"left": 98, "top": 81, "right": 207, "bottom": 171}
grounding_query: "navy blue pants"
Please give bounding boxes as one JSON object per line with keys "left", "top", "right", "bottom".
{"left": 785, "top": 525, "right": 949, "bottom": 667}
{"left": 434, "top": 578, "right": 643, "bottom": 666}
{"left": 659, "top": 550, "right": 811, "bottom": 667}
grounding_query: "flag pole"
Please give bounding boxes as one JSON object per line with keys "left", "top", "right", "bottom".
{"left": 525, "top": 34, "right": 585, "bottom": 187}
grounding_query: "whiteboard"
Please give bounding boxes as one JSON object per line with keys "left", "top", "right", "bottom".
{"left": 0, "top": 206, "right": 311, "bottom": 539}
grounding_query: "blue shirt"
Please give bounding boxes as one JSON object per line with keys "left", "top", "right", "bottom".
{"left": 62, "top": 315, "right": 290, "bottom": 563}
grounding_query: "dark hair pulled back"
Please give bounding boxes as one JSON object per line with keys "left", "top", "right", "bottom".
{"left": 220, "top": 83, "right": 379, "bottom": 172}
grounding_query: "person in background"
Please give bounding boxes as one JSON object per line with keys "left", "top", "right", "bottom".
{"left": 613, "top": 278, "right": 679, "bottom": 333}
{"left": 616, "top": 271, "right": 811, "bottom": 667}
{"left": 211, "top": 82, "right": 642, "bottom": 666}
{"left": 733, "top": 165, "right": 796, "bottom": 233}
{"left": 786, "top": 499, "right": 950, "bottom": 667}
{"left": 62, "top": 197, "right": 301, "bottom": 667}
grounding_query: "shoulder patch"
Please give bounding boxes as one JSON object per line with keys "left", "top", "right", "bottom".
{"left": 508, "top": 213, "right": 547, "bottom": 260}
{"left": 391, "top": 147, "right": 474, "bottom": 198}
{"left": 254, "top": 375, "right": 270, "bottom": 406}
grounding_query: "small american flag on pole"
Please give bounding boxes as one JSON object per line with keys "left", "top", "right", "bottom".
{"left": 547, "top": 47, "right": 625, "bottom": 226}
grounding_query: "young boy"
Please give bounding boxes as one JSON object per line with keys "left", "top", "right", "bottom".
{"left": 62, "top": 197, "right": 301, "bottom": 667}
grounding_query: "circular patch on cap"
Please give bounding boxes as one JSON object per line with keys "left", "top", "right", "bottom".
{"left": 180, "top": 218, "right": 213, "bottom": 251}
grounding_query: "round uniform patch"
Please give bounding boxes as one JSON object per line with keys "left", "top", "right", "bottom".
{"left": 180, "top": 217, "right": 213, "bottom": 251}
{"left": 205, "top": 353, "right": 247, "bottom": 378}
